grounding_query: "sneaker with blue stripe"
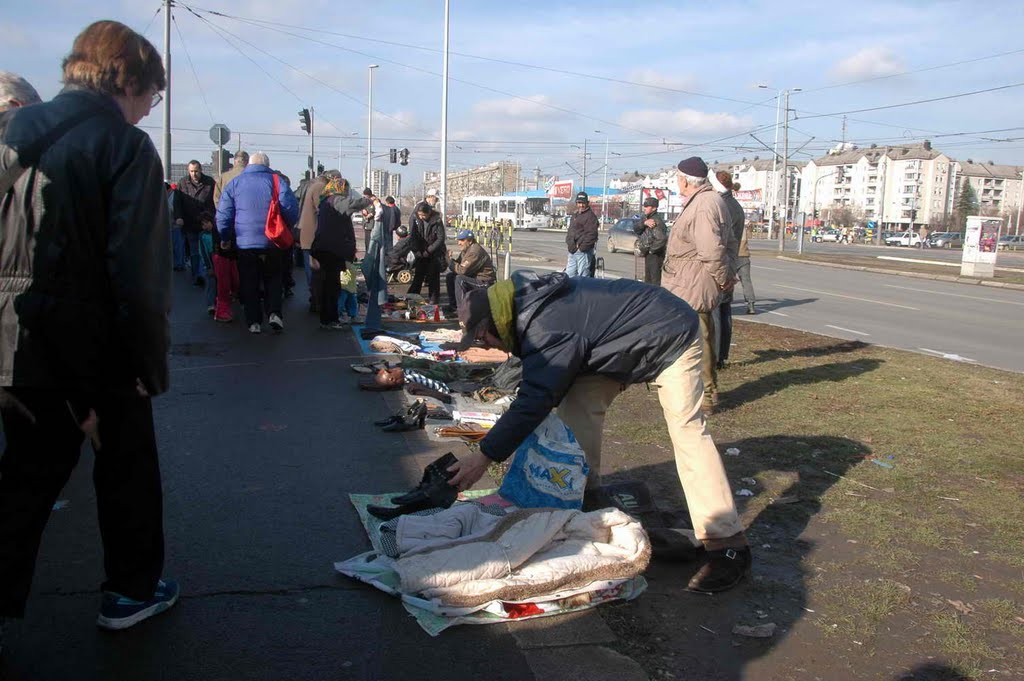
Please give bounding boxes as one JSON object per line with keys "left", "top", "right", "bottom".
{"left": 97, "top": 579, "right": 179, "bottom": 630}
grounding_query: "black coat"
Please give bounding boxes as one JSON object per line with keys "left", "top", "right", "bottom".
{"left": 310, "top": 193, "right": 371, "bottom": 264}
{"left": 0, "top": 87, "right": 171, "bottom": 395}
{"left": 566, "top": 207, "right": 599, "bottom": 253}
{"left": 177, "top": 173, "right": 215, "bottom": 234}
{"left": 479, "top": 271, "right": 700, "bottom": 462}
{"left": 411, "top": 213, "right": 447, "bottom": 263}
{"left": 635, "top": 213, "right": 668, "bottom": 286}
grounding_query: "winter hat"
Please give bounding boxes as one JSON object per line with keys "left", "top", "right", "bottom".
{"left": 456, "top": 229, "right": 475, "bottom": 241}
{"left": 642, "top": 196, "right": 660, "bottom": 208}
{"left": 575, "top": 191, "right": 589, "bottom": 204}
{"left": 677, "top": 157, "right": 709, "bottom": 178}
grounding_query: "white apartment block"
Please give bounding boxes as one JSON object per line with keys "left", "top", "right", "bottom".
{"left": 954, "top": 160, "right": 1023, "bottom": 216}
{"left": 364, "top": 168, "right": 390, "bottom": 198}
{"left": 386, "top": 173, "right": 402, "bottom": 200}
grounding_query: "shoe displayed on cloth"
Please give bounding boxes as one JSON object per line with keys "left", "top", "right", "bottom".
{"left": 268, "top": 313, "right": 284, "bottom": 331}
{"left": 374, "top": 400, "right": 426, "bottom": 428}
{"left": 368, "top": 454, "right": 459, "bottom": 520}
{"left": 381, "top": 402, "right": 428, "bottom": 432}
{"left": 96, "top": 579, "right": 179, "bottom": 631}
{"left": 746, "top": 302, "right": 756, "bottom": 315}
{"left": 320, "top": 321, "right": 349, "bottom": 330}
{"left": 248, "top": 323, "right": 261, "bottom": 334}
{"left": 687, "top": 547, "right": 752, "bottom": 593}
{"left": 390, "top": 453, "right": 459, "bottom": 506}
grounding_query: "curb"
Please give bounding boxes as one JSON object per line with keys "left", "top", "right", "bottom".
{"left": 775, "top": 256, "right": 1024, "bottom": 291}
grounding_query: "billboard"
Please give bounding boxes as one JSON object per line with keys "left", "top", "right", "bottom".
{"left": 735, "top": 189, "right": 763, "bottom": 209}
{"left": 960, "top": 215, "right": 1002, "bottom": 278}
{"left": 549, "top": 180, "right": 574, "bottom": 199}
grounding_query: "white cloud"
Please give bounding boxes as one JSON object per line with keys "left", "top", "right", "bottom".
{"left": 618, "top": 69, "right": 701, "bottom": 104}
{"left": 618, "top": 109, "right": 753, "bottom": 137}
{"left": 456, "top": 95, "right": 568, "bottom": 141}
{"left": 830, "top": 46, "right": 905, "bottom": 82}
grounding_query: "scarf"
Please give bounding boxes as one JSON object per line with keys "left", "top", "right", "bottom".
{"left": 486, "top": 279, "right": 516, "bottom": 353}
{"left": 320, "top": 177, "right": 347, "bottom": 201}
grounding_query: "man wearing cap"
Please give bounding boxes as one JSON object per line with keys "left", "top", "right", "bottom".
{"left": 662, "top": 157, "right": 736, "bottom": 414}
{"left": 634, "top": 196, "right": 668, "bottom": 285}
{"left": 447, "top": 271, "right": 751, "bottom": 593}
{"left": 445, "top": 230, "right": 496, "bottom": 310}
{"left": 565, "top": 191, "right": 599, "bottom": 278}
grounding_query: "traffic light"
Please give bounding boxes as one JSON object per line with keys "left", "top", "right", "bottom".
{"left": 210, "top": 149, "right": 233, "bottom": 172}
{"left": 389, "top": 148, "right": 397, "bottom": 164}
{"left": 298, "top": 108, "right": 311, "bottom": 134}
{"left": 399, "top": 148, "right": 409, "bottom": 166}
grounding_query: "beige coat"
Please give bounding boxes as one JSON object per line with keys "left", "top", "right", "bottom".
{"left": 212, "top": 164, "right": 245, "bottom": 206}
{"left": 298, "top": 176, "right": 328, "bottom": 250}
{"left": 662, "top": 184, "right": 735, "bottom": 312}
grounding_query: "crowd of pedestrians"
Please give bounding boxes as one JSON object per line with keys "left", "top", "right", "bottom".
{"left": 0, "top": 17, "right": 759, "bottom": 657}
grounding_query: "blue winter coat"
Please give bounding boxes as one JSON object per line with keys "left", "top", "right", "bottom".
{"left": 216, "top": 164, "right": 299, "bottom": 250}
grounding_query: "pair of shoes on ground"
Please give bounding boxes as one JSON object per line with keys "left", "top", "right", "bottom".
{"left": 374, "top": 400, "right": 428, "bottom": 432}
{"left": 96, "top": 578, "right": 179, "bottom": 631}
{"left": 248, "top": 314, "right": 284, "bottom": 334}
{"left": 367, "top": 453, "right": 459, "bottom": 520}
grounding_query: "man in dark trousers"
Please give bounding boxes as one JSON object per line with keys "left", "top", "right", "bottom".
{"left": 565, "top": 191, "right": 599, "bottom": 277}
{"left": 634, "top": 196, "right": 668, "bottom": 285}
{"left": 445, "top": 229, "right": 495, "bottom": 311}
{"left": 382, "top": 195, "right": 401, "bottom": 245}
{"left": 177, "top": 159, "right": 216, "bottom": 286}
{"left": 447, "top": 271, "right": 751, "bottom": 593}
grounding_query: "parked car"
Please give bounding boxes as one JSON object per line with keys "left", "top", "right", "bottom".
{"left": 998, "top": 234, "right": 1023, "bottom": 251}
{"left": 885, "top": 231, "right": 923, "bottom": 247}
{"left": 815, "top": 229, "right": 841, "bottom": 242}
{"left": 607, "top": 217, "right": 641, "bottom": 253}
{"left": 926, "top": 232, "right": 963, "bottom": 249}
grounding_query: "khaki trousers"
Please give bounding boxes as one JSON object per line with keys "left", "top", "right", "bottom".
{"left": 698, "top": 309, "right": 718, "bottom": 396}
{"left": 557, "top": 338, "right": 744, "bottom": 541}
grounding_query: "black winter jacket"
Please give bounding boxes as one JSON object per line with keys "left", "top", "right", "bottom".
{"left": 310, "top": 193, "right": 371, "bottom": 265}
{"left": 635, "top": 213, "right": 668, "bottom": 257}
{"left": 412, "top": 214, "right": 447, "bottom": 262}
{"left": 479, "top": 271, "right": 700, "bottom": 462}
{"left": 566, "top": 207, "right": 599, "bottom": 253}
{"left": 0, "top": 87, "right": 171, "bottom": 395}
{"left": 177, "top": 173, "right": 215, "bottom": 234}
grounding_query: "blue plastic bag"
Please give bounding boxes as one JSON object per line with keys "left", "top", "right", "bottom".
{"left": 498, "top": 413, "right": 589, "bottom": 509}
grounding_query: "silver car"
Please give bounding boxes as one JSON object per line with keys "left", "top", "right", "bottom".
{"left": 607, "top": 218, "right": 641, "bottom": 254}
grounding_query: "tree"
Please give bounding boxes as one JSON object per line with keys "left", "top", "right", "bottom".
{"left": 954, "top": 179, "right": 978, "bottom": 230}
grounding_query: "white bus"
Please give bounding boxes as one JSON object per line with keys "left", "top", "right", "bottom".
{"left": 461, "top": 195, "right": 552, "bottom": 230}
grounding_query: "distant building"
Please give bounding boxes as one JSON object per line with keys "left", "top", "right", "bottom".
{"left": 422, "top": 162, "right": 521, "bottom": 214}
{"left": 954, "top": 160, "right": 1023, "bottom": 216}
{"left": 386, "top": 173, "right": 402, "bottom": 200}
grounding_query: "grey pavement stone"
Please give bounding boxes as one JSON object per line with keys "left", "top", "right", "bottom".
{"left": 511, "top": 609, "right": 618, "bottom": 649}
{"left": 525, "top": 645, "right": 650, "bottom": 681}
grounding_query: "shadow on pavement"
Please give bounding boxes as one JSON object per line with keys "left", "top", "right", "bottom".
{"left": 893, "top": 663, "right": 973, "bottom": 680}
{"left": 734, "top": 339, "right": 870, "bottom": 367}
{"left": 719, "top": 358, "right": 883, "bottom": 413}
{"left": 599, "top": 434, "right": 871, "bottom": 681}
{"left": 747, "top": 297, "right": 818, "bottom": 314}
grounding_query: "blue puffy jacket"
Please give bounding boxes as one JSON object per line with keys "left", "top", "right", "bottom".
{"left": 216, "top": 164, "right": 299, "bottom": 250}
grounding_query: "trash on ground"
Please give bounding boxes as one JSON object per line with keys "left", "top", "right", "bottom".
{"left": 732, "top": 622, "right": 776, "bottom": 638}
{"left": 52, "top": 500, "right": 70, "bottom": 511}
{"left": 947, "top": 599, "right": 975, "bottom": 616}
{"left": 735, "top": 489, "right": 754, "bottom": 497}
{"left": 725, "top": 448, "right": 741, "bottom": 456}
{"left": 740, "top": 477, "right": 757, "bottom": 486}
{"left": 771, "top": 495, "right": 801, "bottom": 505}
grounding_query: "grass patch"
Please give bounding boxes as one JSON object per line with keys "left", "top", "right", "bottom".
{"left": 816, "top": 578, "right": 913, "bottom": 641}
{"left": 932, "top": 612, "right": 1001, "bottom": 676}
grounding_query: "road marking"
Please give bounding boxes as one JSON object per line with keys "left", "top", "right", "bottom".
{"left": 766, "top": 310, "right": 789, "bottom": 317}
{"left": 825, "top": 324, "right": 870, "bottom": 337}
{"left": 753, "top": 265, "right": 784, "bottom": 272}
{"left": 776, "top": 284, "right": 920, "bottom": 310}
{"left": 884, "top": 283, "right": 1024, "bottom": 306}
{"left": 919, "top": 347, "right": 977, "bottom": 363}
{"left": 877, "top": 256, "right": 958, "bottom": 268}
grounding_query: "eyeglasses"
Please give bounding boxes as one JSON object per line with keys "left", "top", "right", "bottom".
{"left": 150, "top": 92, "right": 163, "bottom": 110}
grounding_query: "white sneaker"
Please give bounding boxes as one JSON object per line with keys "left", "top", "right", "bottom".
{"left": 248, "top": 323, "right": 261, "bottom": 334}
{"left": 268, "top": 313, "right": 284, "bottom": 331}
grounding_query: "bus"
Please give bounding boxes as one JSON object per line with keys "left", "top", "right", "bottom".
{"left": 461, "top": 195, "right": 552, "bottom": 230}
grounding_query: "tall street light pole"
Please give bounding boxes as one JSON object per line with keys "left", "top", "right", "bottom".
{"left": 162, "top": 0, "right": 172, "bottom": 180}
{"left": 596, "top": 130, "right": 609, "bottom": 222}
{"left": 777, "top": 87, "right": 801, "bottom": 253}
{"left": 758, "top": 85, "right": 782, "bottom": 240}
{"left": 366, "top": 64, "right": 379, "bottom": 191}
{"left": 582, "top": 138, "right": 588, "bottom": 193}
{"left": 440, "top": 0, "right": 451, "bottom": 218}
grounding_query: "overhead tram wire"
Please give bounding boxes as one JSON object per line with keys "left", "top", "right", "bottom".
{"left": 171, "top": 10, "right": 215, "bottom": 124}
{"left": 140, "top": 5, "right": 163, "bottom": 37}
{"left": 181, "top": 3, "right": 671, "bottom": 141}
{"left": 796, "top": 82, "right": 1024, "bottom": 120}
{"left": 180, "top": 5, "right": 436, "bottom": 140}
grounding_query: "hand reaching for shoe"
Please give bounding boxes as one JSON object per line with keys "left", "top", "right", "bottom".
{"left": 447, "top": 449, "right": 491, "bottom": 491}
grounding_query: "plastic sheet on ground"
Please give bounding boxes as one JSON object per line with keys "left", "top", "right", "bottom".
{"left": 335, "top": 489, "right": 648, "bottom": 636}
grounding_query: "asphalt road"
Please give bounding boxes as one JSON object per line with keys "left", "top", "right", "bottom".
{"left": 508, "top": 231, "right": 1024, "bottom": 373}
{"left": 2, "top": 273, "right": 622, "bottom": 681}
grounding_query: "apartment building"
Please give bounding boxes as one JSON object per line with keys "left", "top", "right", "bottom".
{"left": 954, "top": 160, "right": 1023, "bottom": 216}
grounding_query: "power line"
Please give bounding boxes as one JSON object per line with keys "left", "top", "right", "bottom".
{"left": 140, "top": 4, "right": 162, "bottom": 37}
{"left": 797, "top": 82, "right": 1024, "bottom": 120}
{"left": 171, "top": 11, "right": 215, "bottom": 123}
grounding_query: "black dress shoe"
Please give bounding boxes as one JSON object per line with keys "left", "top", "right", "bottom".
{"left": 390, "top": 453, "right": 458, "bottom": 505}
{"left": 369, "top": 465, "right": 458, "bottom": 520}
{"left": 687, "top": 546, "right": 752, "bottom": 593}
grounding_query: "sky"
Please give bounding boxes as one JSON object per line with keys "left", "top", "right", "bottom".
{"left": 3, "top": 0, "right": 1024, "bottom": 190}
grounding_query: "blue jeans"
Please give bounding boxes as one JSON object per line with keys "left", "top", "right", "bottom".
{"left": 170, "top": 227, "right": 185, "bottom": 270}
{"left": 303, "top": 250, "right": 313, "bottom": 289}
{"left": 204, "top": 270, "right": 217, "bottom": 309}
{"left": 185, "top": 232, "right": 205, "bottom": 281}
{"left": 565, "top": 250, "right": 595, "bottom": 278}
{"left": 337, "top": 290, "right": 358, "bottom": 318}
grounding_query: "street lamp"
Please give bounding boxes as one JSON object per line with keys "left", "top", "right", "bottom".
{"left": 759, "top": 85, "right": 801, "bottom": 251}
{"left": 366, "top": 64, "right": 379, "bottom": 191}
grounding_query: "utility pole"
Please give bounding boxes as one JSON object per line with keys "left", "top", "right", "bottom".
{"left": 162, "top": 0, "right": 172, "bottom": 180}
{"left": 439, "top": 0, "right": 450, "bottom": 218}
{"left": 366, "top": 65, "right": 378, "bottom": 190}
{"left": 534, "top": 165, "right": 541, "bottom": 191}
{"left": 309, "top": 106, "right": 315, "bottom": 180}
{"left": 875, "top": 157, "right": 887, "bottom": 245}
{"left": 760, "top": 87, "right": 782, "bottom": 240}
{"left": 599, "top": 132, "right": 609, "bottom": 222}
{"left": 582, "top": 138, "right": 588, "bottom": 192}
{"left": 841, "top": 115, "right": 847, "bottom": 144}
{"left": 778, "top": 89, "right": 790, "bottom": 253}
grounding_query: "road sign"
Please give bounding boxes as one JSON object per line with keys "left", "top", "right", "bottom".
{"left": 209, "top": 124, "right": 231, "bottom": 146}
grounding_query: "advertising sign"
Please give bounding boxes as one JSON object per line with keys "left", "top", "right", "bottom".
{"left": 549, "top": 180, "right": 574, "bottom": 199}
{"left": 960, "top": 215, "right": 1002, "bottom": 278}
{"left": 734, "top": 188, "right": 763, "bottom": 209}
